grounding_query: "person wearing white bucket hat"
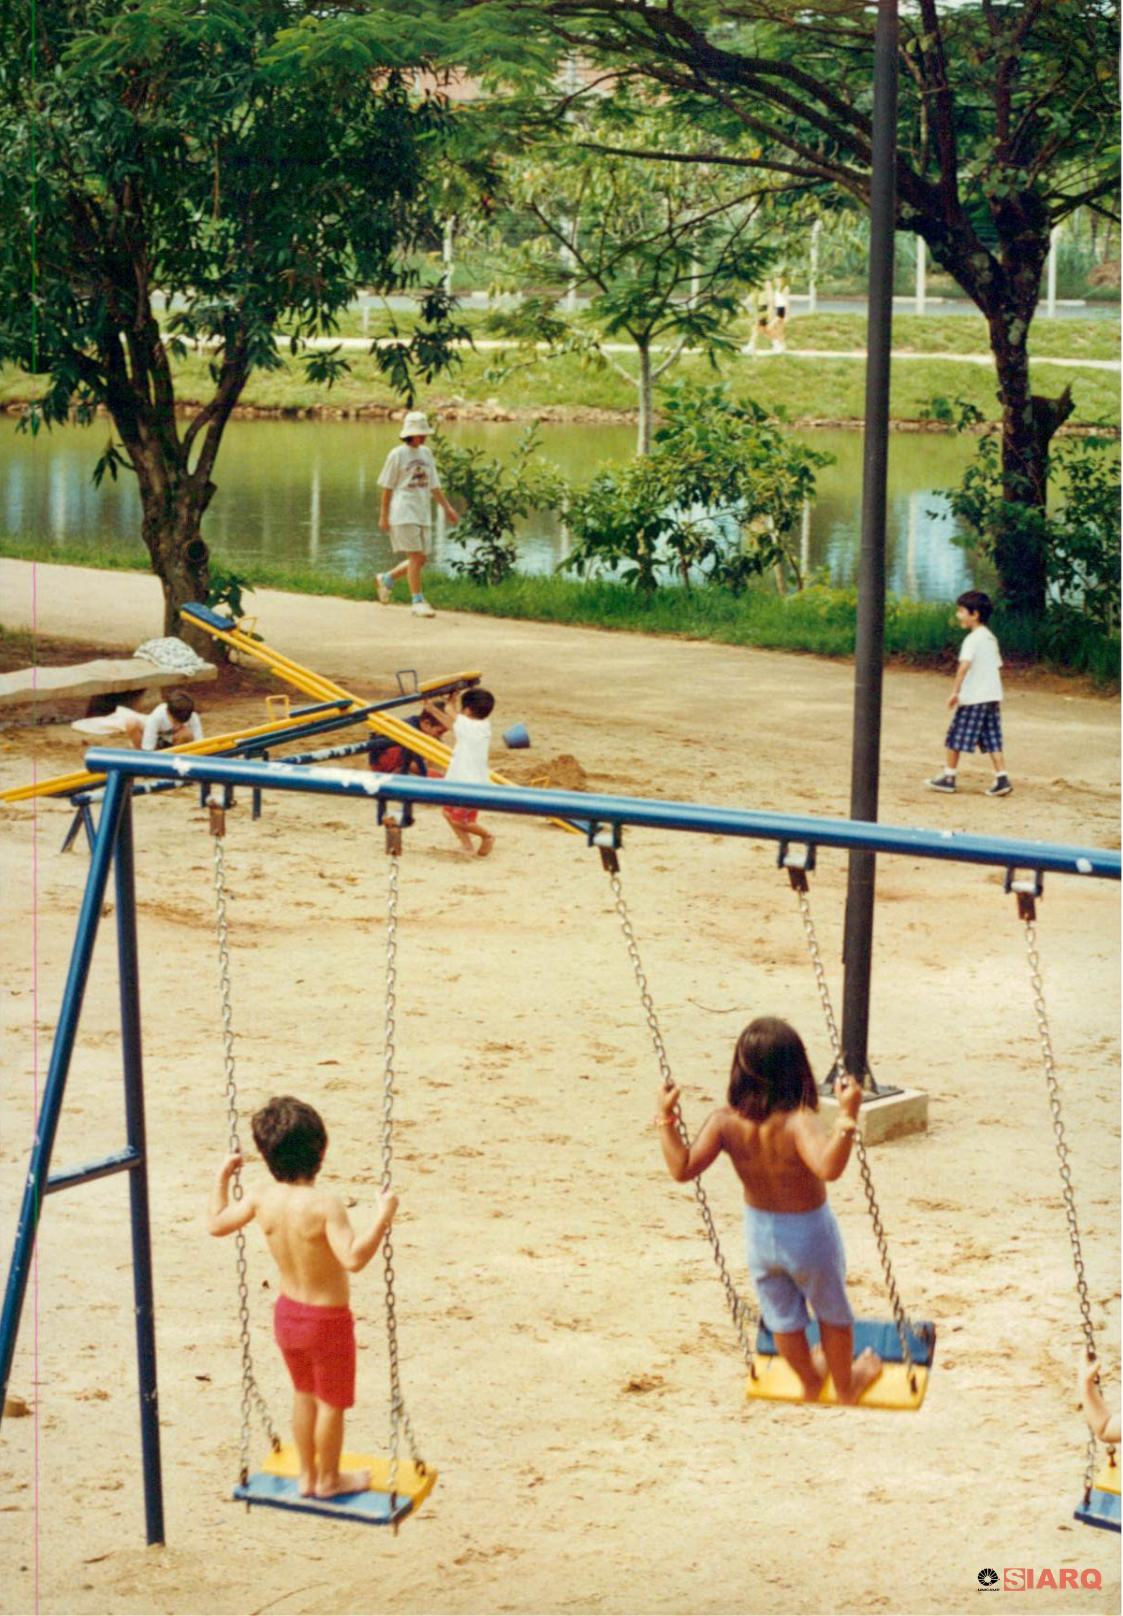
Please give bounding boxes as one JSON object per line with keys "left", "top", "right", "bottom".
{"left": 374, "top": 411, "right": 461, "bottom": 616}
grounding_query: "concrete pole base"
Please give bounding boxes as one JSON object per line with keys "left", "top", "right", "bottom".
{"left": 820, "top": 1087, "right": 928, "bottom": 1145}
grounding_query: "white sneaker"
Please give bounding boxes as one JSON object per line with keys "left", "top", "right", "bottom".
{"left": 410, "top": 600, "right": 436, "bottom": 618}
{"left": 376, "top": 575, "right": 392, "bottom": 605}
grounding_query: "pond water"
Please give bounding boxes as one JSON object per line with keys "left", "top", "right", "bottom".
{"left": 0, "top": 417, "right": 995, "bottom": 602}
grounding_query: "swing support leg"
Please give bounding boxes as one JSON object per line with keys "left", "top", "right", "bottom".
{"left": 115, "top": 796, "right": 165, "bottom": 1546}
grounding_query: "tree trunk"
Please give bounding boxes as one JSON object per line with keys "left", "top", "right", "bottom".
{"left": 635, "top": 343, "right": 654, "bottom": 455}
{"left": 132, "top": 441, "right": 218, "bottom": 659}
{"left": 986, "top": 312, "right": 1074, "bottom": 617}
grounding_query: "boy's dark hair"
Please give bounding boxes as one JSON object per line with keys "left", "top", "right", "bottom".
{"left": 728, "top": 1018, "right": 818, "bottom": 1120}
{"left": 462, "top": 687, "right": 495, "bottom": 719}
{"left": 252, "top": 1096, "right": 328, "bottom": 1183}
{"left": 166, "top": 690, "right": 196, "bottom": 723}
{"left": 956, "top": 590, "right": 993, "bottom": 624}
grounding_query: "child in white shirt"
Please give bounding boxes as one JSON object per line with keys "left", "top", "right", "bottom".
{"left": 374, "top": 411, "right": 460, "bottom": 618}
{"left": 926, "top": 590, "right": 1011, "bottom": 797}
{"left": 422, "top": 688, "right": 496, "bottom": 857}
{"left": 124, "top": 690, "right": 204, "bottom": 751}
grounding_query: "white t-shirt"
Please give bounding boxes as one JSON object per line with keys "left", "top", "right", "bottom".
{"left": 378, "top": 444, "right": 441, "bottom": 527}
{"left": 444, "top": 714, "right": 492, "bottom": 785}
{"left": 958, "top": 625, "right": 1003, "bottom": 705}
{"left": 141, "top": 703, "right": 204, "bottom": 750}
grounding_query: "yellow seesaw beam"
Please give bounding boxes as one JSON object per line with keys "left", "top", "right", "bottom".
{"left": 0, "top": 712, "right": 334, "bottom": 805}
{"left": 0, "top": 669, "right": 479, "bottom": 805}
{"left": 180, "top": 608, "right": 580, "bottom": 835}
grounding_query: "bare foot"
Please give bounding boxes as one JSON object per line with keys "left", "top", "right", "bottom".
{"left": 837, "top": 1347, "right": 883, "bottom": 1405}
{"left": 476, "top": 832, "right": 495, "bottom": 858}
{"left": 315, "top": 1469, "right": 370, "bottom": 1498}
{"left": 298, "top": 1471, "right": 317, "bottom": 1498}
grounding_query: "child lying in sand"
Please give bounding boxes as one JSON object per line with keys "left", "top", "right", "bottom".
{"left": 208, "top": 1096, "right": 397, "bottom": 1499}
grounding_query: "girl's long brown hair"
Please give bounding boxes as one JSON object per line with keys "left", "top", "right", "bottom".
{"left": 728, "top": 1017, "right": 818, "bottom": 1120}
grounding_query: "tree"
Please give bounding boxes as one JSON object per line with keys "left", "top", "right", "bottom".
{"left": 482, "top": 99, "right": 775, "bottom": 453}
{"left": 1, "top": 0, "right": 465, "bottom": 654}
{"left": 465, "top": 0, "right": 1120, "bottom": 616}
{"left": 565, "top": 381, "right": 831, "bottom": 589}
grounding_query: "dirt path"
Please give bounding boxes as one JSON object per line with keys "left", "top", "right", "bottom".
{"left": 1, "top": 560, "right": 1119, "bottom": 1616}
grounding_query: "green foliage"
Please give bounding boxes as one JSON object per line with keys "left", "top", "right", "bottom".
{"left": 205, "top": 562, "right": 254, "bottom": 621}
{"left": 927, "top": 398, "right": 1121, "bottom": 634}
{"left": 0, "top": 0, "right": 470, "bottom": 633}
{"left": 432, "top": 425, "right": 567, "bottom": 584}
{"left": 477, "top": 95, "right": 777, "bottom": 444}
{"left": 564, "top": 383, "right": 832, "bottom": 591}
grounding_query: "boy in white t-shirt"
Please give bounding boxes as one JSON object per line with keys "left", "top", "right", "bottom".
{"left": 123, "top": 689, "right": 204, "bottom": 751}
{"left": 374, "top": 410, "right": 460, "bottom": 618}
{"left": 421, "top": 687, "right": 496, "bottom": 856}
{"left": 926, "top": 591, "right": 1011, "bottom": 797}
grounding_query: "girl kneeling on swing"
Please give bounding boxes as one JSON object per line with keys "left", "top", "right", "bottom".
{"left": 655, "top": 1016, "right": 882, "bottom": 1405}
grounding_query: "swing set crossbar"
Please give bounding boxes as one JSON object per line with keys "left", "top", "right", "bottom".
{"left": 80, "top": 751, "right": 1122, "bottom": 880}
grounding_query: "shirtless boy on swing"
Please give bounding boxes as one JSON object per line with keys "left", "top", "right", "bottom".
{"left": 209, "top": 1096, "right": 398, "bottom": 1498}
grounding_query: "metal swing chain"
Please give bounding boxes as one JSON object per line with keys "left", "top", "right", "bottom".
{"left": 791, "top": 876, "right": 919, "bottom": 1387}
{"left": 1020, "top": 907, "right": 1103, "bottom": 1499}
{"left": 603, "top": 860, "right": 756, "bottom": 1368}
{"left": 210, "top": 811, "right": 282, "bottom": 1484}
{"left": 381, "top": 841, "right": 424, "bottom": 1513}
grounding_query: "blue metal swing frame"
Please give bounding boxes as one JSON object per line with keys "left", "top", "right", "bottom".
{"left": 0, "top": 749, "right": 1117, "bottom": 1543}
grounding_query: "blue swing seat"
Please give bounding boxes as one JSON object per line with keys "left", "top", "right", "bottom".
{"left": 234, "top": 1446, "right": 436, "bottom": 1526}
{"left": 1074, "top": 1459, "right": 1121, "bottom": 1533}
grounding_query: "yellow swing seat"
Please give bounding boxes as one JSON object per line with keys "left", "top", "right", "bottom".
{"left": 746, "top": 1317, "right": 935, "bottom": 1411}
{"left": 235, "top": 1445, "right": 437, "bottom": 1525}
{"left": 1074, "top": 1457, "right": 1121, "bottom": 1533}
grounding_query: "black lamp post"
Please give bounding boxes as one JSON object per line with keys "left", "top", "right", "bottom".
{"left": 840, "top": 0, "right": 899, "bottom": 1083}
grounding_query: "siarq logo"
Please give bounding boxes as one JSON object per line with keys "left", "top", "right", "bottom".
{"left": 1004, "top": 1569, "right": 1103, "bottom": 1590}
{"left": 978, "top": 1570, "right": 999, "bottom": 1588}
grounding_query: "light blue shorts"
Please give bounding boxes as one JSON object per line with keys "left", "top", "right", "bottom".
{"left": 744, "top": 1203, "right": 854, "bottom": 1334}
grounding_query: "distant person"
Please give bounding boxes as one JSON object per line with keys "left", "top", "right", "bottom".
{"left": 772, "top": 275, "right": 789, "bottom": 351}
{"left": 208, "top": 1096, "right": 398, "bottom": 1500}
{"left": 1079, "top": 1353, "right": 1121, "bottom": 1446}
{"left": 124, "top": 689, "right": 204, "bottom": 751}
{"left": 654, "top": 1016, "right": 882, "bottom": 1405}
{"left": 374, "top": 411, "right": 461, "bottom": 619}
{"left": 742, "top": 281, "right": 773, "bottom": 356}
{"left": 420, "top": 686, "right": 495, "bottom": 857}
{"left": 926, "top": 590, "right": 1012, "bottom": 797}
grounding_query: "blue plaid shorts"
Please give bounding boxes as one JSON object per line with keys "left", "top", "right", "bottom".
{"left": 945, "top": 701, "right": 1003, "bottom": 754}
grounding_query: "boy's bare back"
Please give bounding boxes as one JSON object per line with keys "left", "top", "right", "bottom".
{"left": 254, "top": 1181, "right": 355, "bottom": 1308}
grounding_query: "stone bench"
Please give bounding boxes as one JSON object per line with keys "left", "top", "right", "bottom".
{"left": 0, "top": 657, "right": 216, "bottom": 722}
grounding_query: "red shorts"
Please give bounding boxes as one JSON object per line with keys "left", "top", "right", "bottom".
{"left": 273, "top": 1296, "right": 356, "bottom": 1410}
{"left": 444, "top": 806, "right": 478, "bottom": 825}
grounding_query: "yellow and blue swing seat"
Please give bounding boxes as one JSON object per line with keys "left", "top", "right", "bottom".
{"left": 1074, "top": 1457, "right": 1121, "bottom": 1533}
{"left": 235, "top": 1445, "right": 437, "bottom": 1525}
{"left": 746, "top": 1317, "right": 936, "bottom": 1411}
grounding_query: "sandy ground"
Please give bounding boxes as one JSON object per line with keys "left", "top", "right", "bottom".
{"left": 0, "top": 560, "right": 1119, "bottom": 1616}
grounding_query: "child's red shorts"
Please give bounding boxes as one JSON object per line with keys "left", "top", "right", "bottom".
{"left": 444, "top": 806, "right": 479, "bottom": 825}
{"left": 273, "top": 1295, "right": 356, "bottom": 1409}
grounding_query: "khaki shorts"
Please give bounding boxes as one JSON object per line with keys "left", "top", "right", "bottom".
{"left": 389, "top": 523, "right": 433, "bottom": 555}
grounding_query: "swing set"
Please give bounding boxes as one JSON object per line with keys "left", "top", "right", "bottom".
{"left": 0, "top": 750, "right": 1118, "bottom": 1542}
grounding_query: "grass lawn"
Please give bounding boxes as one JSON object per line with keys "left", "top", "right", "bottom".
{"left": 2, "top": 314, "right": 1117, "bottom": 427}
